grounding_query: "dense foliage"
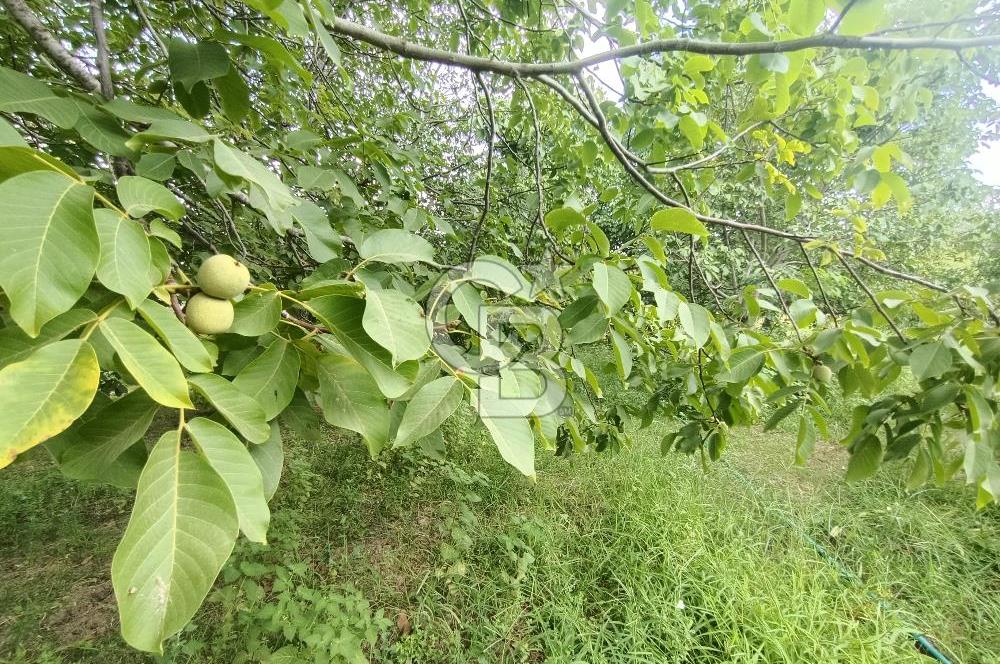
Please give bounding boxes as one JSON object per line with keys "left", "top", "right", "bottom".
{"left": 0, "top": 0, "right": 997, "bottom": 653}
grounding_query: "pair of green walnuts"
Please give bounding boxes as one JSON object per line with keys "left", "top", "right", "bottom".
{"left": 185, "top": 254, "right": 251, "bottom": 335}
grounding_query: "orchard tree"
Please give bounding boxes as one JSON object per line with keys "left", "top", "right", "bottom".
{"left": 0, "top": 0, "right": 999, "bottom": 653}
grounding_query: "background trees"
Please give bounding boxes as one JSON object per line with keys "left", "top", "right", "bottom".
{"left": 0, "top": 0, "right": 997, "bottom": 652}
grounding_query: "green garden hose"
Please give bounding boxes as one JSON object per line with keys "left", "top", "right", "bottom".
{"left": 725, "top": 466, "right": 955, "bottom": 664}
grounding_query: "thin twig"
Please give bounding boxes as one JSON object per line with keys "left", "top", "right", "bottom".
{"left": 827, "top": 0, "right": 861, "bottom": 34}
{"left": 740, "top": 228, "right": 803, "bottom": 344}
{"left": 833, "top": 250, "right": 906, "bottom": 342}
{"left": 515, "top": 77, "right": 573, "bottom": 264}
{"left": 131, "top": 0, "right": 168, "bottom": 54}
{"left": 798, "top": 243, "right": 838, "bottom": 326}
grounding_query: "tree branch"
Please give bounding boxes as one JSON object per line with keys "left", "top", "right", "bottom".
{"left": 327, "top": 15, "right": 1000, "bottom": 77}
{"left": 1, "top": 0, "right": 101, "bottom": 93}
{"left": 89, "top": 0, "right": 113, "bottom": 99}
{"left": 798, "top": 243, "right": 838, "bottom": 326}
{"left": 516, "top": 78, "right": 573, "bottom": 264}
{"left": 741, "top": 228, "right": 804, "bottom": 344}
{"left": 834, "top": 250, "right": 906, "bottom": 342}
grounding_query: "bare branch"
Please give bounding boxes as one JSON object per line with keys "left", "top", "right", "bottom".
{"left": 327, "top": 15, "right": 1000, "bottom": 78}
{"left": 740, "top": 229, "right": 804, "bottom": 345}
{"left": 89, "top": 0, "right": 113, "bottom": 99}
{"left": 798, "top": 243, "right": 838, "bottom": 326}
{"left": 833, "top": 250, "right": 906, "bottom": 342}
{"left": 515, "top": 78, "right": 573, "bottom": 264}
{"left": 131, "top": 0, "right": 167, "bottom": 55}
{"left": 1, "top": 0, "right": 101, "bottom": 93}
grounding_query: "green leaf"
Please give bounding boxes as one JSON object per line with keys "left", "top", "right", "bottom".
{"left": 280, "top": 389, "right": 321, "bottom": 443}
{"left": 684, "top": 54, "right": 715, "bottom": 75}
{"left": 795, "top": 414, "right": 816, "bottom": 465}
{"left": 188, "top": 373, "right": 270, "bottom": 444}
{"left": 362, "top": 288, "right": 431, "bottom": 364}
{"left": 214, "top": 67, "right": 251, "bottom": 122}
{"left": 310, "top": 295, "right": 418, "bottom": 398}
{"left": 0, "top": 116, "right": 27, "bottom": 146}
{"left": 111, "top": 429, "right": 238, "bottom": 654}
{"left": 317, "top": 352, "right": 390, "bottom": 455}
{"left": 135, "top": 153, "right": 176, "bottom": 181}
{"left": 846, "top": 435, "right": 882, "bottom": 482}
{"left": 149, "top": 219, "right": 182, "bottom": 248}
{"left": 358, "top": 229, "right": 436, "bottom": 264}
{"left": 94, "top": 209, "right": 154, "bottom": 308}
{"left": 784, "top": 191, "right": 802, "bottom": 221}
{"left": 67, "top": 98, "right": 135, "bottom": 157}
{"left": 592, "top": 263, "right": 632, "bottom": 315}
{"left": 0, "top": 308, "right": 96, "bottom": 370}
{"left": 0, "top": 339, "right": 99, "bottom": 468}
{"left": 650, "top": 208, "right": 709, "bottom": 237}
{"left": 59, "top": 390, "right": 158, "bottom": 485}
{"left": 167, "top": 39, "right": 231, "bottom": 90}
{"left": 764, "top": 401, "right": 800, "bottom": 431}
{"left": 776, "top": 278, "right": 810, "bottom": 298}
{"left": 233, "top": 340, "right": 301, "bottom": 420}
{"left": 468, "top": 255, "right": 532, "bottom": 297}
{"left": 186, "top": 417, "right": 270, "bottom": 543}
{"left": 788, "top": 0, "right": 826, "bottom": 34}
{"left": 719, "top": 347, "right": 764, "bottom": 383}
{"left": 610, "top": 329, "right": 633, "bottom": 380}
{"left": 100, "top": 317, "right": 193, "bottom": 408}
{"left": 250, "top": 422, "right": 283, "bottom": 500}
{"left": 215, "top": 31, "right": 311, "bottom": 83}
{"left": 0, "top": 67, "right": 79, "bottom": 128}
{"left": 393, "top": 376, "right": 464, "bottom": 447}
{"left": 678, "top": 301, "right": 711, "bottom": 348}
{"left": 174, "top": 78, "right": 210, "bottom": 118}
{"left": 679, "top": 114, "right": 707, "bottom": 151}
{"left": 230, "top": 290, "right": 281, "bottom": 336}
{"left": 909, "top": 342, "right": 952, "bottom": 381}
{"left": 544, "top": 207, "right": 587, "bottom": 232}
{"left": 480, "top": 413, "right": 535, "bottom": 477}
{"left": 0, "top": 171, "right": 98, "bottom": 336}
{"left": 756, "top": 53, "right": 790, "bottom": 73}
{"left": 834, "top": 0, "right": 885, "bottom": 35}
{"left": 127, "top": 118, "right": 213, "bottom": 146}
{"left": 212, "top": 140, "right": 295, "bottom": 211}
{"left": 906, "top": 446, "right": 931, "bottom": 490}
{"left": 0, "top": 146, "right": 77, "bottom": 182}
{"left": 654, "top": 289, "right": 680, "bottom": 325}
{"left": 116, "top": 176, "right": 184, "bottom": 221}
{"left": 137, "top": 300, "right": 215, "bottom": 373}
{"left": 292, "top": 201, "right": 342, "bottom": 262}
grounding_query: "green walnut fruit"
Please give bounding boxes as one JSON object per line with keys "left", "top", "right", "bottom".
{"left": 812, "top": 364, "right": 833, "bottom": 384}
{"left": 197, "top": 254, "right": 250, "bottom": 299}
{"left": 185, "top": 293, "right": 235, "bottom": 335}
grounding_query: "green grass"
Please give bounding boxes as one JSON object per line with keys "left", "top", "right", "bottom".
{"left": 1, "top": 408, "right": 999, "bottom": 663}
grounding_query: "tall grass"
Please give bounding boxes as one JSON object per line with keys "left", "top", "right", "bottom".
{"left": 1, "top": 407, "right": 998, "bottom": 663}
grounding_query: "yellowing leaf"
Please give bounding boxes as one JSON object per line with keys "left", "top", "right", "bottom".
{"left": 0, "top": 339, "right": 99, "bottom": 468}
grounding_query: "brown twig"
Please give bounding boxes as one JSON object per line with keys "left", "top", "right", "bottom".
{"left": 741, "top": 228, "right": 804, "bottom": 344}
{"left": 833, "top": 250, "right": 906, "bottom": 342}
